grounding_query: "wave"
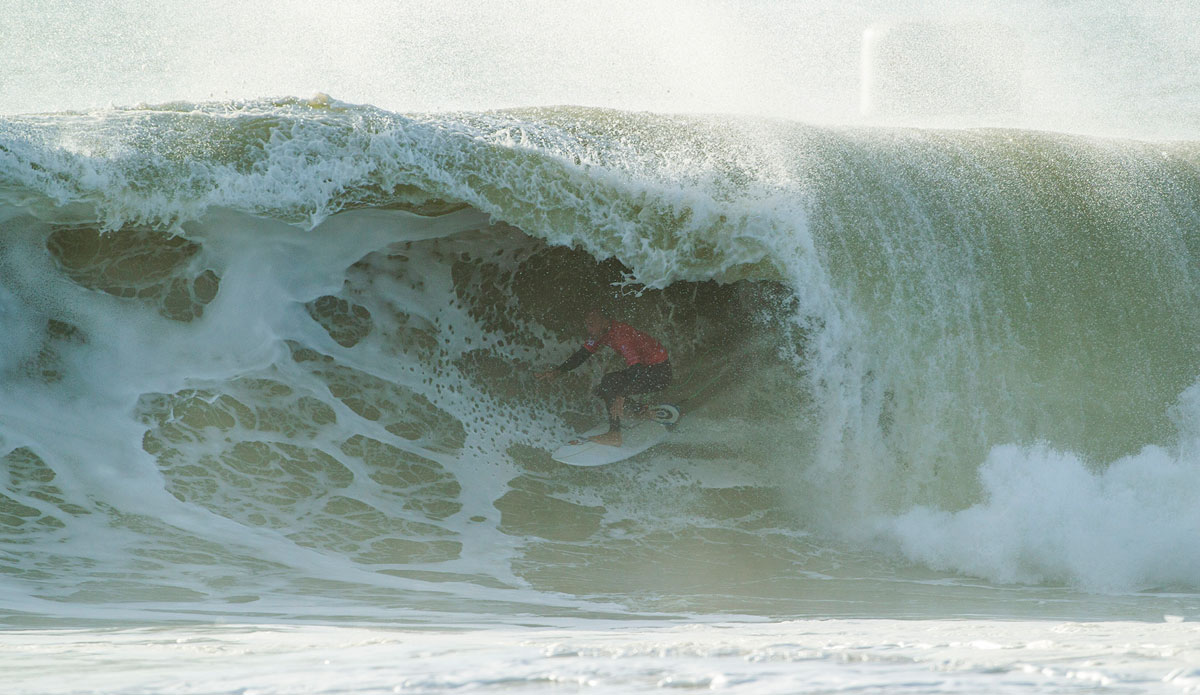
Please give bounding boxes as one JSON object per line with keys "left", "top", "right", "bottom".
{"left": 2, "top": 98, "right": 1200, "bottom": 621}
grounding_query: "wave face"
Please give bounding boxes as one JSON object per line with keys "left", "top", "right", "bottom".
{"left": 2, "top": 100, "right": 1200, "bottom": 624}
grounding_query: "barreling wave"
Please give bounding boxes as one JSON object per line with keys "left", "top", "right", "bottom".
{"left": 0, "top": 96, "right": 795, "bottom": 286}
{"left": 2, "top": 96, "right": 1200, "bottom": 622}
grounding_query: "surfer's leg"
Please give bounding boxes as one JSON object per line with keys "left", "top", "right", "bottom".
{"left": 587, "top": 394, "right": 622, "bottom": 446}
{"left": 612, "top": 395, "right": 626, "bottom": 423}
{"left": 607, "top": 395, "right": 625, "bottom": 432}
{"left": 596, "top": 370, "right": 629, "bottom": 420}
{"left": 594, "top": 370, "right": 635, "bottom": 445}
{"left": 625, "top": 362, "right": 672, "bottom": 418}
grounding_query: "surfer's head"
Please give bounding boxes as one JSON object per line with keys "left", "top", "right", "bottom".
{"left": 584, "top": 308, "right": 611, "bottom": 337}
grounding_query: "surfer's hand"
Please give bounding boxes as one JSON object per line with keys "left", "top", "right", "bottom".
{"left": 535, "top": 369, "right": 561, "bottom": 382}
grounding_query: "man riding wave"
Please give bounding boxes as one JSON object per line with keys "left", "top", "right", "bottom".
{"left": 536, "top": 309, "right": 672, "bottom": 447}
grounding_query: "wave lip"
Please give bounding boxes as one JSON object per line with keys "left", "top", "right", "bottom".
{"left": 0, "top": 99, "right": 797, "bottom": 287}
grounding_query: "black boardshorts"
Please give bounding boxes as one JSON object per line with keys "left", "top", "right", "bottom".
{"left": 594, "top": 360, "right": 672, "bottom": 404}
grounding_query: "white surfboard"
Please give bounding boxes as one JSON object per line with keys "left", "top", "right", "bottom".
{"left": 551, "top": 405, "right": 679, "bottom": 467}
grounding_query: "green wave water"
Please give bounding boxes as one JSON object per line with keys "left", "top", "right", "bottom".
{"left": 2, "top": 100, "right": 1200, "bottom": 629}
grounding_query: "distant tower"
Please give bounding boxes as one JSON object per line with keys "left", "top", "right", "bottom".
{"left": 860, "top": 22, "right": 1022, "bottom": 122}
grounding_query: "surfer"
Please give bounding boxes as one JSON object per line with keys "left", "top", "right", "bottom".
{"left": 536, "top": 309, "right": 672, "bottom": 447}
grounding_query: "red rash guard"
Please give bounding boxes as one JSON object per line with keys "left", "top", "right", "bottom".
{"left": 584, "top": 321, "right": 668, "bottom": 366}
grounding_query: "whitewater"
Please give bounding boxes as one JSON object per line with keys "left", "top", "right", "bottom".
{"left": 4, "top": 1, "right": 1200, "bottom": 693}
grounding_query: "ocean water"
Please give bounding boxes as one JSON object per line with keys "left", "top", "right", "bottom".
{"left": 4, "top": 1, "right": 1200, "bottom": 693}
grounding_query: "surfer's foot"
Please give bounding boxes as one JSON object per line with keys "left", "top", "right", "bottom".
{"left": 588, "top": 430, "right": 623, "bottom": 447}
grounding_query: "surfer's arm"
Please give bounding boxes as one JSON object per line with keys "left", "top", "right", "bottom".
{"left": 535, "top": 347, "right": 594, "bottom": 382}
{"left": 557, "top": 347, "right": 593, "bottom": 372}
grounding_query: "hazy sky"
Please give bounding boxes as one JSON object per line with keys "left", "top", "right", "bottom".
{"left": 3, "top": 0, "right": 1197, "bottom": 137}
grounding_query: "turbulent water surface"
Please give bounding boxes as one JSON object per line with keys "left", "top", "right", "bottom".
{"left": 5, "top": 2, "right": 1200, "bottom": 693}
